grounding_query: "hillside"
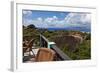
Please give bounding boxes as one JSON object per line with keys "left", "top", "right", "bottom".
{"left": 23, "top": 25, "right": 91, "bottom": 60}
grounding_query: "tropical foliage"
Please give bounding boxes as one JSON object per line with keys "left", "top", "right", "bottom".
{"left": 23, "top": 24, "right": 91, "bottom": 60}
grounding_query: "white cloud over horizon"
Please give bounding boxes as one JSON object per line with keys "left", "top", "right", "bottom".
{"left": 23, "top": 12, "right": 91, "bottom": 28}
{"left": 66, "top": 13, "right": 91, "bottom": 25}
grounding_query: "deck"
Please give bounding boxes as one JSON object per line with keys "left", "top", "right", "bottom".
{"left": 23, "top": 34, "right": 71, "bottom": 62}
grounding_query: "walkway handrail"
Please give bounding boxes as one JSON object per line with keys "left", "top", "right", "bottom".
{"left": 40, "top": 34, "right": 49, "bottom": 42}
{"left": 51, "top": 44, "right": 71, "bottom": 60}
{"left": 40, "top": 34, "right": 71, "bottom": 60}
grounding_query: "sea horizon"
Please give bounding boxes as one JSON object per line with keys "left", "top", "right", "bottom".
{"left": 37, "top": 27, "right": 91, "bottom": 32}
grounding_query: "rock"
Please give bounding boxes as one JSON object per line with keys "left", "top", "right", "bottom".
{"left": 51, "top": 35, "right": 83, "bottom": 51}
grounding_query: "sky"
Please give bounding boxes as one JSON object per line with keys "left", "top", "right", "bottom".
{"left": 22, "top": 10, "right": 91, "bottom": 30}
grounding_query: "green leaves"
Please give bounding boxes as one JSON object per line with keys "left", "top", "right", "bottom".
{"left": 23, "top": 26, "right": 91, "bottom": 60}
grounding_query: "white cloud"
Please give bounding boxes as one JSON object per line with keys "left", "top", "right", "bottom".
{"left": 23, "top": 19, "right": 33, "bottom": 26}
{"left": 23, "top": 18, "right": 48, "bottom": 28}
{"left": 44, "top": 16, "right": 61, "bottom": 27}
{"left": 37, "top": 17, "right": 43, "bottom": 22}
{"left": 44, "top": 16, "right": 58, "bottom": 23}
{"left": 23, "top": 12, "right": 91, "bottom": 28}
{"left": 81, "top": 14, "right": 91, "bottom": 24}
{"left": 65, "top": 13, "right": 91, "bottom": 27}
{"left": 44, "top": 17, "right": 53, "bottom": 23}
{"left": 23, "top": 11, "right": 32, "bottom": 16}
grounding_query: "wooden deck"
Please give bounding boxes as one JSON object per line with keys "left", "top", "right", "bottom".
{"left": 23, "top": 34, "right": 71, "bottom": 62}
{"left": 24, "top": 48, "right": 39, "bottom": 56}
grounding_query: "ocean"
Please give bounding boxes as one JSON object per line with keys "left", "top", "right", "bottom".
{"left": 47, "top": 27, "right": 91, "bottom": 32}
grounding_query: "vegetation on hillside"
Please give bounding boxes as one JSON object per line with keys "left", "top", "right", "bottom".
{"left": 23, "top": 24, "right": 91, "bottom": 60}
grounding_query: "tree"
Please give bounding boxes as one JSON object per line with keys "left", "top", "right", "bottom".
{"left": 23, "top": 25, "right": 25, "bottom": 28}
{"left": 86, "top": 33, "right": 91, "bottom": 40}
{"left": 27, "top": 24, "right": 36, "bottom": 29}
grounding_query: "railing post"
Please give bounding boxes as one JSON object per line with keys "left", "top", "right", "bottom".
{"left": 40, "top": 34, "right": 48, "bottom": 48}
{"left": 40, "top": 34, "right": 43, "bottom": 47}
{"left": 48, "top": 42, "right": 55, "bottom": 49}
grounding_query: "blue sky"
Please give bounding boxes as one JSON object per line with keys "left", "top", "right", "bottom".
{"left": 22, "top": 10, "right": 91, "bottom": 29}
{"left": 23, "top": 10, "right": 68, "bottom": 20}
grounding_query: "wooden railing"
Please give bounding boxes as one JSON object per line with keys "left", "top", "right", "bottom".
{"left": 40, "top": 34, "right": 71, "bottom": 60}
{"left": 40, "top": 34, "right": 49, "bottom": 48}
{"left": 50, "top": 44, "right": 71, "bottom": 60}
